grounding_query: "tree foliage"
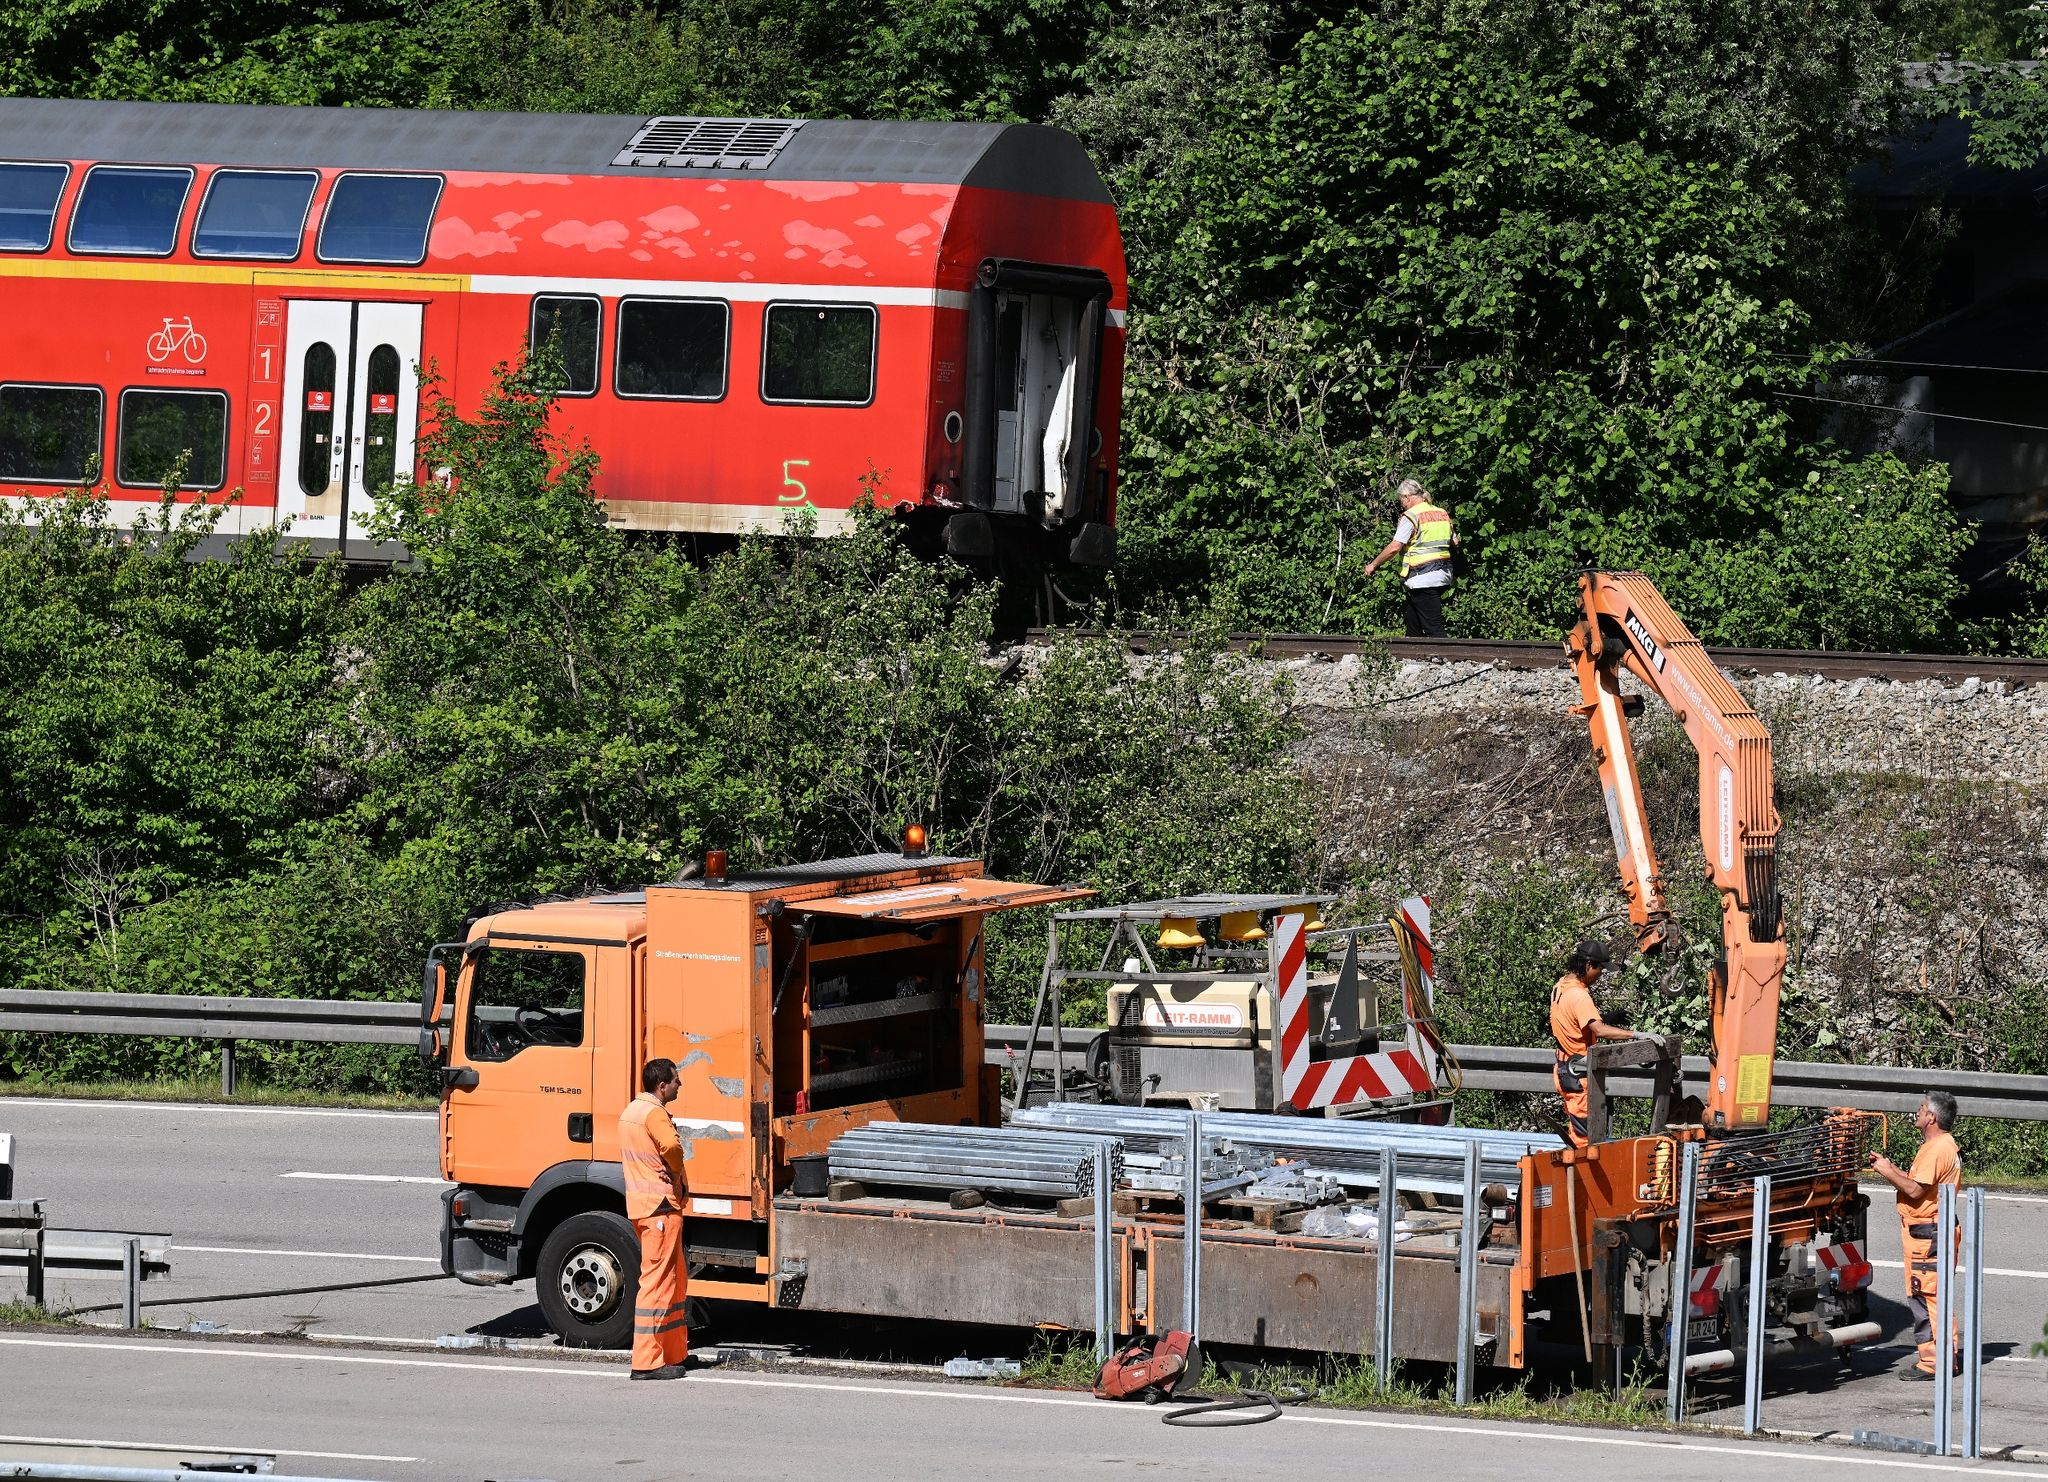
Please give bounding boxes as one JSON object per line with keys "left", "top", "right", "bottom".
{"left": 0, "top": 358, "right": 1310, "bottom": 1087}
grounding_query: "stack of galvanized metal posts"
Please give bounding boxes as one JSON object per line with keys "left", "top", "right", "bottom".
{"left": 1012, "top": 1103, "right": 1557, "bottom": 1194}
{"left": 827, "top": 1122, "right": 1125, "bottom": 1199}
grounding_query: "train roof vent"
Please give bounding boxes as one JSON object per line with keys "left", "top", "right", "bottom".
{"left": 613, "top": 116, "right": 805, "bottom": 170}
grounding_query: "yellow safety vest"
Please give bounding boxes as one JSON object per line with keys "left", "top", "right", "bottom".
{"left": 1399, "top": 502, "right": 1454, "bottom": 580}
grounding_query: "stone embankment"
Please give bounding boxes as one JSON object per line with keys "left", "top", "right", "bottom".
{"left": 1278, "top": 650, "right": 2048, "bottom": 1072}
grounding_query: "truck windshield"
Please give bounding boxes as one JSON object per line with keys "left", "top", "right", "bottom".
{"left": 464, "top": 946, "right": 586, "bottom": 1062}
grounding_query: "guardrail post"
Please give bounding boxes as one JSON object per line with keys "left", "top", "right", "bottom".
{"left": 0, "top": 1131, "right": 12, "bottom": 1200}
{"left": 1455, "top": 1140, "right": 1481, "bottom": 1404}
{"left": 220, "top": 1039, "right": 237, "bottom": 1097}
{"left": 1961, "top": 1186, "right": 1984, "bottom": 1459}
{"left": 26, "top": 1215, "right": 46, "bottom": 1309}
{"left": 1092, "top": 1140, "right": 1114, "bottom": 1364}
{"left": 1376, "top": 1146, "right": 1398, "bottom": 1387}
{"left": 1742, "top": 1174, "right": 1770, "bottom": 1435}
{"left": 121, "top": 1236, "right": 141, "bottom": 1328}
{"left": 1934, "top": 1181, "right": 1955, "bottom": 1455}
{"left": 1665, "top": 1139, "right": 1700, "bottom": 1423}
{"left": 1181, "top": 1111, "right": 1202, "bottom": 1341}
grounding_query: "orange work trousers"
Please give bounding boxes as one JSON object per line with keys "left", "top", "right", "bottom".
{"left": 1554, "top": 1055, "right": 1590, "bottom": 1148}
{"left": 631, "top": 1208, "right": 689, "bottom": 1372}
{"left": 1902, "top": 1220, "right": 1956, "bottom": 1376}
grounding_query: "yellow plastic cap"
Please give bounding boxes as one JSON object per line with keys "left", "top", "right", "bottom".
{"left": 1157, "top": 917, "right": 1206, "bottom": 950}
{"left": 1219, "top": 911, "right": 1267, "bottom": 942}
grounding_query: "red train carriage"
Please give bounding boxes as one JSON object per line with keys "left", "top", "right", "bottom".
{"left": 0, "top": 98, "right": 1125, "bottom": 567}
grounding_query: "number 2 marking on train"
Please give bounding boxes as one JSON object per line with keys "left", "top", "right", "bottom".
{"left": 779, "top": 459, "right": 812, "bottom": 505}
{"left": 253, "top": 403, "right": 274, "bottom": 437}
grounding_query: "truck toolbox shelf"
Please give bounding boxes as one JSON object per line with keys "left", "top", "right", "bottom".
{"left": 810, "top": 1054, "right": 927, "bottom": 1093}
{"left": 809, "top": 991, "right": 945, "bottom": 1029}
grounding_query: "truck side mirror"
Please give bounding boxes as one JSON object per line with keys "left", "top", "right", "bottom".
{"left": 417, "top": 942, "right": 464, "bottom": 1065}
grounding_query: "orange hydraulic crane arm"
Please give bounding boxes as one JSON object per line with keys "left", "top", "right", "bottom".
{"left": 1565, "top": 571, "right": 1787, "bottom": 1132}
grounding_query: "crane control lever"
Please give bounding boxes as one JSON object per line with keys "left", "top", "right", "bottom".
{"left": 1565, "top": 572, "right": 1787, "bottom": 1133}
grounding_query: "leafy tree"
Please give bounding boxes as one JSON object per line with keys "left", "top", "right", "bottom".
{"left": 0, "top": 492, "right": 342, "bottom": 990}
{"left": 1107, "top": 12, "right": 1975, "bottom": 645}
{"left": 0, "top": 1, "right": 441, "bottom": 105}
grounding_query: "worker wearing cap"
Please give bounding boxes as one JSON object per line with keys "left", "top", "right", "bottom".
{"left": 620, "top": 1057, "right": 690, "bottom": 1380}
{"left": 1362, "top": 479, "right": 1459, "bottom": 638}
{"left": 1869, "top": 1091, "right": 1964, "bottom": 1380}
{"left": 1550, "top": 941, "right": 1638, "bottom": 1148}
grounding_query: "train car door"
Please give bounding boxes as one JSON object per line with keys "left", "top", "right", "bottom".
{"left": 965, "top": 263, "right": 1109, "bottom": 525}
{"left": 276, "top": 299, "right": 424, "bottom": 551}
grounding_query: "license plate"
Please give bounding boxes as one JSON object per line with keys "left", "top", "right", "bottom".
{"left": 1687, "top": 1318, "right": 1719, "bottom": 1343}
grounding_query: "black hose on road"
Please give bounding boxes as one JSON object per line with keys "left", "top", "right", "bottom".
{"left": 1159, "top": 1388, "right": 1300, "bottom": 1427}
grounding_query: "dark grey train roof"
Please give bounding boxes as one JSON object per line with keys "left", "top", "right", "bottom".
{"left": 0, "top": 97, "right": 1110, "bottom": 203}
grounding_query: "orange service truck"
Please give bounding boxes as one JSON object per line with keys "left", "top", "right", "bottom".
{"left": 419, "top": 845, "right": 1540, "bottom": 1359}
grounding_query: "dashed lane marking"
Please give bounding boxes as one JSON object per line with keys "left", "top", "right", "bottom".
{"left": 0, "top": 1335, "right": 2038, "bottom": 1477}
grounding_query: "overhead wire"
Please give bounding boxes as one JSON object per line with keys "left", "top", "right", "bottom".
{"left": 1772, "top": 390, "right": 2048, "bottom": 435}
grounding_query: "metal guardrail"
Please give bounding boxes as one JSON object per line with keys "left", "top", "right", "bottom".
{"left": 1438, "top": 1043, "right": 2048, "bottom": 1122}
{"left": 987, "top": 1026, "right": 2048, "bottom": 1122}
{"left": 2, "top": 994, "right": 2042, "bottom": 1121}
{"left": 0, "top": 990, "right": 417, "bottom": 1045}
{"left": 0, "top": 990, "right": 422, "bottom": 1094}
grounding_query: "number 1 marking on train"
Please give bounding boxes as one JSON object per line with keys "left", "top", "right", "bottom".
{"left": 780, "top": 459, "right": 812, "bottom": 506}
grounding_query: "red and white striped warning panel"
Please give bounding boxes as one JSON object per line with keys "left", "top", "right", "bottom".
{"left": 1816, "top": 1240, "right": 1873, "bottom": 1292}
{"left": 1278, "top": 897, "right": 1441, "bottom": 1111}
{"left": 1688, "top": 1265, "right": 1722, "bottom": 1317}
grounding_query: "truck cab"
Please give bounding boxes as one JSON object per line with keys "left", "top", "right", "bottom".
{"left": 417, "top": 849, "right": 1086, "bottom": 1346}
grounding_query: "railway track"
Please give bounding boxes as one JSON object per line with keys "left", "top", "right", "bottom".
{"left": 1021, "top": 629, "right": 2048, "bottom": 686}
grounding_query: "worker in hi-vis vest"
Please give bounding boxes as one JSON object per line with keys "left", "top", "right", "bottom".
{"left": 1362, "top": 478, "right": 1459, "bottom": 637}
{"left": 1869, "top": 1091, "right": 1965, "bottom": 1379}
{"left": 1549, "top": 940, "right": 1640, "bottom": 1148}
{"left": 619, "top": 1057, "right": 691, "bottom": 1380}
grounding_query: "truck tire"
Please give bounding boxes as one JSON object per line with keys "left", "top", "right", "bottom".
{"left": 535, "top": 1211, "right": 638, "bottom": 1349}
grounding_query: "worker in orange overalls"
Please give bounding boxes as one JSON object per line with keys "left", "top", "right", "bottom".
{"left": 620, "top": 1056, "right": 690, "bottom": 1381}
{"left": 1550, "top": 940, "right": 1640, "bottom": 1148}
{"left": 1870, "top": 1091, "right": 1964, "bottom": 1380}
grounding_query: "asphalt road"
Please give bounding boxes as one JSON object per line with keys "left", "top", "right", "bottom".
{"left": 6, "top": 1328, "right": 2048, "bottom": 1482}
{"left": 2, "top": 1095, "right": 2046, "bottom": 1465}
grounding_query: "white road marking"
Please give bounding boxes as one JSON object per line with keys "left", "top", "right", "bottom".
{"left": 0, "top": 1096, "right": 432, "bottom": 1121}
{"left": 0, "top": 1432, "right": 415, "bottom": 1463}
{"left": 278, "top": 1172, "right": 450, "bottom": 1185}
{"left": 1861, "top": 1182, "right": 2048, "bottom": 1208}
{"left": 1868, "top": 1257, "right": 2048, "bottom": 1280}
{"left": 0, "top": 1335, "right": 2038, "bottom": 1477}
{"left": 178, "top": 1244, "right": 439, "bottom": 1264}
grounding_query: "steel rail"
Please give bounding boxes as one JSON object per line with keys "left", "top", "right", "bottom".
{"left": 1020, "top": 629, "right": 2048, "bottom": 687}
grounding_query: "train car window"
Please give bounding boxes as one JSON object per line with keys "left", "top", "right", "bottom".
{"left": 362, "top": 344, "right": 401, "bottom": 490}
{"left": 615, "top": 297, "right": 728, "bottom": 400}
{"left": 193, "top": 169, "right": 318, "bottom": 260}
{"left": 116, "top": 388, "right": 228, "bottom": 491}
{"left": 69, "top": 165, "right": 194, "bottom": 257}
{"left": 762, "top": 303, "right": 877, "bottom": 406}
{"left": 529, "top": 296, "right": 601, "bottom": 397}
{"left": 0, "top": 163, "right": 70, "bottom": 252}
{"left": 297, "top": 344, "right": 338, "bottom": 498}
{"left": 316, "top": 172, "right": 443, "bottom": 266}
{"left": 0, "top": 384, "right": 102, "bottom": 484}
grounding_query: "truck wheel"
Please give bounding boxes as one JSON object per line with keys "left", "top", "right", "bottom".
{"left": 536, "top": 1211, "right": 638, "bottom": 1349}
